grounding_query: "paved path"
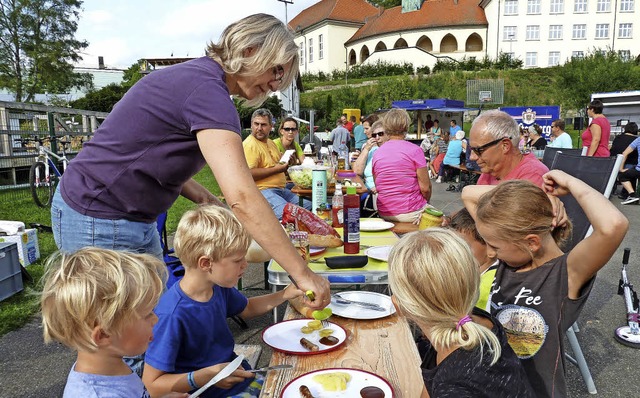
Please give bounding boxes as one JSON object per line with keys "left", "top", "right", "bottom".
{"left": 1, "top": 179, "right": 638, "bottom": 397}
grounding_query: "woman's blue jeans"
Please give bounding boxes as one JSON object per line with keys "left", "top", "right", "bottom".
{"left": 51, "top": 185, "right": 162, "bottom": 259}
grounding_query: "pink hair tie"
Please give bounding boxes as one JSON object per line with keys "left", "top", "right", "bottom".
{"left": 456, "top": 315, "right": 472, "bottom": 331}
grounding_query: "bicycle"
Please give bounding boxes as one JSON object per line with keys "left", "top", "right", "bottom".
{"left": 18, "top": 135, "right": 72, "bottom": 208}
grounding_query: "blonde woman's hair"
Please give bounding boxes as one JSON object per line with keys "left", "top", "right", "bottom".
{"left": 41, "top": 248, "right": 166, "bottom": 352}
{"left": 382, "top": 108, "right": 411, "bottom": 137}
{"left": 174, "top": 205, "right": 251, "bottom": 268}
{"left": 388, "top": 228, "right": 501, "bottom": 365}
{"left": 476, "top": 180, "right": 572, "bottom": 251}
{"left": 207, "top": 13, "right": 299, "bottom": 106}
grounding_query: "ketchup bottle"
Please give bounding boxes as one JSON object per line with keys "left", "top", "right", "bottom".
{"left": 343, "top": 186, "right": 360, "bottom": 254}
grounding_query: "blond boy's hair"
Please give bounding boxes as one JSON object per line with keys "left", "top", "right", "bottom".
{"left": 173, "top": 205, "right": 251, "bottom": 267}
{"left": 41, "top": 248, "right": 166, "bottom": 352}
{"left": 388, "top": 228, "right": 501, "bottom": 365}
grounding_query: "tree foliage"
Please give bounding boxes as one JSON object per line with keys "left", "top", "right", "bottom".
{"left": 70, "top": 83, "right": 128, "bottom": 112}
{"left": 367, "top": 0, "right": 401, "bottom": 8}
{"left": 0, "top": 0, "right": 91, "bottom": 102}
{"left": 557, "top": 49, "right": 640, "bottom": 109}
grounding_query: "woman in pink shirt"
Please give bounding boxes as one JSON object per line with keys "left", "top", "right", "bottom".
{"left": 372, "top": 109, "right": 432, "bottom": 223}
{"left": 582, "top": 99, "right": 611, "bottom": 157}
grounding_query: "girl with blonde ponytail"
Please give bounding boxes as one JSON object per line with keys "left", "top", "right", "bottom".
{"left": 388, "top": 229, "right": 534, "bottom": 398}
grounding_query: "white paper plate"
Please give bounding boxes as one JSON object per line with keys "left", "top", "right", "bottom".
{"left": 364, "top": 245, "right": 392, "bottom": 262}
{"left": 281, "top": 368, "right": 394, "bottom": 398}
{"left": 359, "top": 219, "right": 395, "bottom": 232}
{"left": 328, "top": 291, "right": 396, "bottom": 320}
{"left": 262, "top": 319, "right": 347, "bottom": 355}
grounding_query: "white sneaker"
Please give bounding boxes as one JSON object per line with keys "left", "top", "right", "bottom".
{"left": 621, "top": 194, "right": 639, "bottom": 205}
{"left": 435, "top": 177, "right": 442, "bottom": 183}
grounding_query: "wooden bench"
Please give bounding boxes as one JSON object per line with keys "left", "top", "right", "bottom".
{"left": 234, "top": 344, "right": 262, "bottom": 369}
{"left": 449, "top": 164, "right": 482, "bottom": 191}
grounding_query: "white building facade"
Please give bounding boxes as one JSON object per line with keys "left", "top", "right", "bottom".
{"left": 483, "top": 0, "right": 639, "bottom": 67}
{"left": 291, "top": 0, "right": 639, "bottom": 73}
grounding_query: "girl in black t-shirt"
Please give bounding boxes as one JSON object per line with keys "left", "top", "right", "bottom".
{"left": 388, "top": 229, "right": 534, "bottom": 398}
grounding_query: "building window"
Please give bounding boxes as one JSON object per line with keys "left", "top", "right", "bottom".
{"left": 299, "top": 43, "right": 304, "bottom": 65}
{"left": 550, "top": 0, "right": 564, "bottom": 13}
{"left": 596, "top": 24, "right": 610, "bottom": 38}
{"left": 549, "top": 25, "right": 563, "bottom": 39}
{"left": 597, "top": 0, "right": 611, "bottom": 12}
{"left": 549, "top": 51, "right": 561, "bottom": 66}
{"left": 505, "top": 0, "right": 518, "bottom": 14}
{"left": 572, "top": 51, "right": 584, "bottom": 58}
{"left": 574, "top": 0, "right": 588, "bottom": 12}
{"left": 526, "top": 52, "right": 538, "bottom": 67}
{"left": 503, "top": 26, "right": 517, "bottom": 40}
{"left": 319, "top": 35, "right": 324, "bottom": 60}
{"left": 309, "top": 38, "right": 313, "bottom": 63}
{"left": 572, "top": 24, "right": 587, "bottom": 39}
{"left": 526, "top": 25, "right": 540, "bottom": 40}
{"left": 527, "top": 0, "right": 541, "bottom": 14}
{"left": 619, "top": 23, "right": 633, "bottom": 38}
{"left": 619, "top": 50, "right": 631, "bottom": 60}
{"left": 620, "top": 0, "right": 634, "bottom": 11}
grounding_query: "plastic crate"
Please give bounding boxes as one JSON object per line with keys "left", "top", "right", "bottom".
{"left": 0, "top": 242, "right": 23, "bottom": 301}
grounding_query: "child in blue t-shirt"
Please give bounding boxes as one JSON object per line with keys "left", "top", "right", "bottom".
{"left": 143, "top": 205, "right": 303, "bottom": 398}
{"left": 41, "top": 248, "right": 187, "bottom": 398}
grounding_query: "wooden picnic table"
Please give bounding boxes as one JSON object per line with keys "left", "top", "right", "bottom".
{"left": 258, "top": 303, "right": 423, "bottom": 398}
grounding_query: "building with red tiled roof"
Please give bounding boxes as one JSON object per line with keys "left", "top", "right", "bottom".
{"left": 291, "top": 0, "right": 640, "bottom": 73}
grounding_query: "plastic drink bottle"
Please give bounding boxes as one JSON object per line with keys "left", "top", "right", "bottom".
{"left": 343, "top": 186, "right": 360, "bottom": 254}
{"left": 331, "top": 183, "right": 344, "bottom": 228}
{"left": 312, "top": 168, "right": 327, "bottom": 216}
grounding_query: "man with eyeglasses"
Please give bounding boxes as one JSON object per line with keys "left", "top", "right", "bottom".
{"left": 243, "top": 108, "right": 312, "bottom": 220}
{"left": 469, "top": 110, "right": 549, "bottom": 187}
{"left": 547, "top": 119, "right": 573, "bottom": 149}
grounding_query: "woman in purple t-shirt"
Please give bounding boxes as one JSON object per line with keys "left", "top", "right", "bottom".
{"left": 372, "top": 109, "right": 432, "bottom": 223}
{"left": 50, "top": 14, "right": 330, "bottom": 310}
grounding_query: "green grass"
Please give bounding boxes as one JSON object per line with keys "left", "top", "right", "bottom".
{"left": 0, "top": 167, "right": 220, "bottom": 337}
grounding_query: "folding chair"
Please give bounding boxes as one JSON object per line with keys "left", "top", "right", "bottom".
{"left": 550, "top": 153, "right": 624, "bottom": 395}
{"left": 156, "top": 212, "right": 248, "bottom": 329}
{"left": 541, "top": 147, "right": 586, "bottom": 169}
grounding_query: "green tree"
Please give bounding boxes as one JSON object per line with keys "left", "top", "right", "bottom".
{"left": 122, "top": 60, "right": 145, "bottom": 89}
{"left": 367, "top": 0, "right": 401, "bottom": 8}
{"left": 0, "top": 0, "right": 91, "bottom": 102}
{"left": 557, "top": 50, "right": 640, "bottom": 109}
{"left": 70, "top": 83, "right": 128, "bottom": 112}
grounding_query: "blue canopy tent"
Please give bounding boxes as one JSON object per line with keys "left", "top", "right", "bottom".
{"left": 391, "top": 98, "right": 477, "bottom": 139}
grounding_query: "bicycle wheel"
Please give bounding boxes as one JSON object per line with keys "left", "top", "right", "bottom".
{"left": 29, "top": 161, "right": 55, "bottom": 207}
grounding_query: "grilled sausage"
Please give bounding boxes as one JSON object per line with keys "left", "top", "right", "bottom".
{"left": 299, "top": 385, "right": 315, "bottom": 398}
{"left": 300, "top": 337, "right": 319, "bottom": 352}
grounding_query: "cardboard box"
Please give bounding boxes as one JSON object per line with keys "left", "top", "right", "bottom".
{"left": 0, "top": 229, "right": 40, "bottom": 266}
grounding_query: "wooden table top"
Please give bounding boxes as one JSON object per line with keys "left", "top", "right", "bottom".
{"left": 259, "top": 304, "right": 423, "bottom": 398}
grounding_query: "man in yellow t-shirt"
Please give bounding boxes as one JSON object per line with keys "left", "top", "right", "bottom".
{"left": 243, "top": 108, "right": 311, "bottom": 219}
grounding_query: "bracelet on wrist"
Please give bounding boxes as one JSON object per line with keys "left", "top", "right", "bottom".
{"left": 187, "top": 371, "right": 199, "bottom": 390}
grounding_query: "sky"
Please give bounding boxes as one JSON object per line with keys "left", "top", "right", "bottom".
{"left": 75, "top": 0, "right": 321, "bottom": 69}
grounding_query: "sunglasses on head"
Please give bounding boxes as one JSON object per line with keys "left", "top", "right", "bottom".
{"left": 469, "top": 137, "right": 509, "bottom": 156}
{"left": 282, "top": 127, "right": 298, "bottom": 132}
{"left": 371, "top": 131, "right": 385, "bottom": 138}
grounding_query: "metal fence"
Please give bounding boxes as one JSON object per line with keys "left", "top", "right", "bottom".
{"left": 0, "top": 101, "right": 106, "bottom": 206}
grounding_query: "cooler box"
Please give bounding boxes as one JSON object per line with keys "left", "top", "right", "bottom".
{"left": 0, "top": 229, "right": 40, "bottom": 266}
{"left": 0, "top": 242, "right": 23, "bottom": 301}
